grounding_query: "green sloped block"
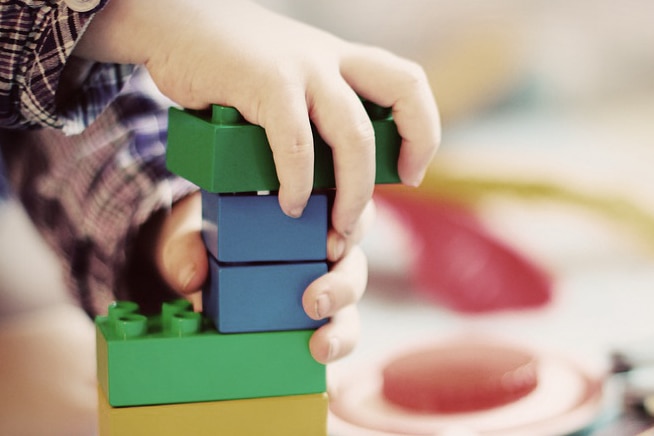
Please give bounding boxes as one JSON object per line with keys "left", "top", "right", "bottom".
{"left": 166, "top": 102, "right": 401, "bottom": 193}
{"left": 96, "top": 300, "right": 325, "bottom": 407}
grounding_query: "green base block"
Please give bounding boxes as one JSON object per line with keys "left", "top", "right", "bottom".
{"left": 166, "top": 102, "right": 401, "bottom": 193}
{"left": 96, "top": 300, "right": 325, "bottom": 407}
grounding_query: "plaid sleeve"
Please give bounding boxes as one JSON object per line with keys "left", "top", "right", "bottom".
{"left": 1, "top": 77, "right": 198, "bottom": 316}
{"left": 0, "top": 0, "right": 134, "bottom": 134}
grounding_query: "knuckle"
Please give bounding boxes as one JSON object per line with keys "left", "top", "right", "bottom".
{"left": 341, "top": 116, "right": 376, "bottom": 152}
{"left": 280, "top": 137, "right": 314, "bottom": 161}
{"left": 267, "top": 61, "right": 307, "bottom": 95}
{"left": 400, "top": 60, "right": 429, "bottom": 91}
{"left": 335, "top": 277, "right": 359, "bottom": 306}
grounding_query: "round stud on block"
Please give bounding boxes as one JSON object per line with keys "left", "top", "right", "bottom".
{"left": 107, "top": 301, "right": 140, "bottom": 321}
{"left": 381, "top": 340, "right": 539, "bottom": 413}
{"left": 114, "top": 314, "right": 148, "bottom": 339}
{"left": 170, "top": 311, "right": 202, "bottom": 337}
{"left": 162, "top": 299, "right": 193, "bottom": 330}
{"left": 212, "top": 105, "right": 245, "bottom": 124}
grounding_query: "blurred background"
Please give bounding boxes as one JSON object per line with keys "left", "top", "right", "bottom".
{"left": 2, "top": 1, "right": 653, "bottom": 435}
{"left": 254, "top": 1, "right": 654, "bottom": 434}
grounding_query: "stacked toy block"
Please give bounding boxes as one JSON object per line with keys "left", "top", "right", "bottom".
{"left": 96, "top": 300, "right": 327, "bottom": 435}
{"left": 201, "top": 190, "right": 329, "bottom": 333}
{"left": 96, "top": 102, "right": 401, "bottom": 435}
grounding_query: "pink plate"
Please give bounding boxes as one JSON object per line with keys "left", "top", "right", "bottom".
{"left": 329, "top": 338, "right": 604, "bottom": 436}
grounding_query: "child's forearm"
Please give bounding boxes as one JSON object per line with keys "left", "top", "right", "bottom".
{"left": 73, "top": 0, "right": 191, "bottom": 65}
{"left": 74, "top": 0, "right": 289, "bottom": 77}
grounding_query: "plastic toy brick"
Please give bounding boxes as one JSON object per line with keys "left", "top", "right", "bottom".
{"left": 96, "top": 300, "right": 325, "bottom": 407}
{"left": 166, "top": 101, "right": 401, "bottom": 193}
{"left": 98, "top": 387, "right": 328, "bottom": 436}
{"left": 202, "top": 191, "right": 328, "bottom": 263}
{"left": 204, "top": 259, "right": 328, "bottom": 333}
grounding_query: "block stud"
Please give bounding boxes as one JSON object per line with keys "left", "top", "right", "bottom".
{"left": 169, "top": 311, "right": 202, "bottom": 337}
{"left": 212, "top": 105, "right": 245, "bottom": 124}
{"left": 161, "top": 299, "right": 194, "bottom": 331}
{"left": 108, "top": 301, "right": 140, "bottom": 321}
{"left": 114, "top": 314, "right": 148, "bottom": 339}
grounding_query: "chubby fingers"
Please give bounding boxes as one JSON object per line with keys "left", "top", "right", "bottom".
{"left": 258, "top": 86, "right": 315, "bottom": 218}
{"left": 309, "top": 305, "right": 361, "bottom": 364}
{"left": 254, "top": 46, "right": 438, "bottom": 230}
{"left": 327, "top": 199, "right": 376, "bottom": 262}
{"left": 255, "top": 67, "right": 378, "bottom": 232}
{"left": 303, "top": 244, "right": 368, "bottom": 363}
{"left": 153, "top": 193, "right": 208, "bottom": 295}
{"left": 309, "top": 80, "right": 376, "bottom": 237}
{"left": 341, "top": 45, "right": 441, "bottom": 187}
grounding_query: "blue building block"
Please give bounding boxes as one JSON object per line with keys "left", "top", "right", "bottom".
{"left": 204, "top": 259, "right": 328, "bottom": 333}
{"left": 202, "top": 191, "right": 328, "bottom": 263}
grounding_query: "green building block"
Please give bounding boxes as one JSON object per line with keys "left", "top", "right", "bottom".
{"left": 166, "top": 101, "right": 401, "bottom": 193}
{"left": 96, "top": 300, "right": 325, "bottom": 407}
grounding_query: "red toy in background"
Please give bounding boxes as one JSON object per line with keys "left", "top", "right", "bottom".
{"left": 374, "top": 188, "right": 552, "bottom": 314}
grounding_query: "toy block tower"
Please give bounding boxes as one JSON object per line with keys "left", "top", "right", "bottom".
{"left": 95, "top": 102, "right": 401, "bottom": 435}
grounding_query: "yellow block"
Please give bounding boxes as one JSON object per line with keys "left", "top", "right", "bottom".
{"left": 98, "top": 386, "right": 327, "bottom": 436}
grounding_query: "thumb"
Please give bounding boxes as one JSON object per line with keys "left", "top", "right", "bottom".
{"left": 155, "top": 193, "right": 208, "bottom": 295}
{"left": 160, "top": 229, "right": 208, "bottom": 295}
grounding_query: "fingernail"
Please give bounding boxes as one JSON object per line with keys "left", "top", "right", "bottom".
{"left": 404, "top": 169, "right": 427, "bottom": 187}
{"left": 328, "top": 235, "right": 346, "bottom": 261}
{"left": 286, "top": 205, "right": 305, "bottom": 219}
{"left": 327, "top": 337, "right": 341, "bottom": 362}
{"left": 178, "top": 263, "right": 196, "bottom": 292}
{"left": 315, "top": 293, "right": 332, "bottom": 319}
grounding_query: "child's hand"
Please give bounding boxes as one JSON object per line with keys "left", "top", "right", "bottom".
{"left": 303, "top": 200, "right": 376, "bottom": 364}
{"left": 147, "top": 192, "right": 374, "bottom": 364}
{"left": 76, "top": 0, "right": 439, "bottom": 363}
{"left": 147, "top": 194, "right": 208, "bottom": 298}
{"left": 76, "top": 0, "right": 440, "bottom": 242}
